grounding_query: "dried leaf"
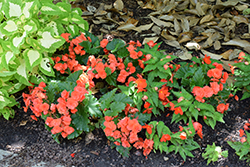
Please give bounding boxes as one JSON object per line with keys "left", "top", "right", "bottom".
{"left": 151, "top": 25, "right": 162, "bottom": 35}
{"left": 221, "top": 49, "right": 234, "bottom": 59}
{"left": 94, "top": 10, "right": 107, "bottom": 17}
{"left": 175, "top": 48, "right": 192, "bottom": 60}
{"left": 220, "top": 60, "right": 237, "bottom": 73}
{"left": 85, "top": 132, "right": 95, "bottom": 145}
{"left": 235, "top": 5, "right": 248, "bottom": 11}
{"left": 241, "top": 33, "right": 250, "bottom": 39}
{"left": 222, "top": 39, "right": 250, "bottom": 54}
{"left": 163, "top": 40, "right": 181, "bottom": 49}
{"left": 87, "top": 5, "right": 97, "bottom": 13}
{"left": 232, "top": 15, "right": 249, "bottom": 24}
{"left": 229, "top": 49, "right": 242, "bottom": 60}
{"left": 178, "top": 32, "right": 193, "bottom": 44}
{"left": 158, "top": 15, "right": 175, "bottom": 21}
{"left": 213, "top": 0, "right": 240, "bottom": 10}
{"left": 189, "top": 17, "right": 200, "bottom": 27}
{"left": 180, "top": 18, "right": 190, "bottom": 32}
{"left": 117, "top": 23, "right": 136, "bottom": 31}
{"left": 114, "top": 0, "right": 124, "bottom": 11}
{"left": 196, "top": 2, "right": 205, "bottom": 16}
{"left": 193, "top": 36, "right": 208, "bottom": 43}
{"left": 174, "top": 19, "right": 181, "bottom": 34}
{"left": 126, "top": 18, "right": 139, "bottom": 26}
{"left": 161, "top": 2, "right": 178, "bottom": 13}
{"left": 201, "top": 49, "right": 223, "bottom": 60}
{"left": 150, "top": 16, "right": 174, "bottom": 27}
{"left": 142, "top": 37, "right": 159, "bottom": 45}
{"left": 185, "top": 42, "right": 201, "bottom": 50}
{"left": 214, "top": 40, "right": 221, "bottom": 50}
{"left": 20, "top": 120, "right": 28, "bottom": 126}
{"left": 200, "top": 15, "right": 214, "bottom": 24}
{"left": 176, "top": 0, "right": 190, "bottom": 11}
{"left": 161, "top": 29, "right": 177, "bottom": 41}
{"left": 133, "top": 23, "right": 154, "bottom": 33}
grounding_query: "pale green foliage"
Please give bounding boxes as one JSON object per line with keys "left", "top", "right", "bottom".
{"left": 0, "top": 0, "right": 89, "bottom": 119}
{"left": 202, "top": 143, "right": 228, "bottom": 165}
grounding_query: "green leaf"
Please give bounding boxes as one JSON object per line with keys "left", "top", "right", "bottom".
{"left": 108, "top": 102, "right": 126, "bottom": 116}
{"left": 194, "top": 101, "right": 215, "bottom": 112}
{"left": 114, "top": 93, "right": 134, "bottom": 104}
{"left": 143, "top": 64, "right": 157, "bottom": 73}
{"left": 2, "top": 0, "right": 22, "bottom": 19}
{"left": 58, "top": 81, "right": 76, "bottom": 92}
{"left": 67, "top": 128, "right": 83, "bottom": 140}
{"left": 14, "top": 59, "right": 32, "bottom": 86}
{"left": 157, "top": 121, "right": 165, "bottom": 138}
{"left": 71, "top": 103, "right": 90, "bottom": 132}
{"left": 106, "top": 38, "right": 126, "bottom": 53}
{"left": 39, "top": 58, "right": 55, "bottom": 77}
{"left": 99, "top": 88, "right": 116, "bottom": 110}
{"left": 84, "top": 94, "right": 102, "bottom": 117}
{"left": 241, "top": 92, "right": 250, "bottom": 100}
{"left": 38, "top": 29, "right": 65, "bottom": 52}
{"left": 1, "top": 51, "right": 15, "bottom": 70}
{"left": 40, "top": 2, "right": 61, "bottom": 15}
{"left": 66, "top": 24, "right": 79, "bottom": 37}
{"left": 192, "top": 68, "right": 204, "bottom": 87}
{"left": 23, "top": 49, "right": 42, "bottom": 71}
{"left": 66, "top": 70, "right": 83, "bottom": 82}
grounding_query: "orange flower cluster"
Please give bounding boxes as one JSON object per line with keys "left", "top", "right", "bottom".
{"left": 216, "top": 103, "right": 229, "bottom": 114}
{"left": 126, "top": 40, "right": 143, "bottom": 59}
{"left": 104, "top": 116, "right": 154, "bottom": 158}
{"left": 53, "top": 33, "right": 91, "bottom": 74}
{"left": 23, "top": 81, "right": 88, "bottom": 138}
{"left": 192, "top": 63, "right": 228, "bottom": 103}
{"left": 134, "top": 74, "right": 147, "bottom": 93}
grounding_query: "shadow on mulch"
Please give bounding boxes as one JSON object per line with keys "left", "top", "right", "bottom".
{"left": 0, "top": 92, "right": 249, "bottom": 167}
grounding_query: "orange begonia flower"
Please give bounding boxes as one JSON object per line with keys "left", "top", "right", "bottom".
{"left": 203, "top": 54, "right": 211, "bottom": 64}
{"left": 180, "top": 132, "right": 187, "bottom": 140}
{"left": 160, "top": 134, "right": 171, "bottom": 142}
{"left": 100, "top": 39, "right": 109, "bottom": 48}
{"left": 239, "top": 129, "right": 245, "bottom": 137}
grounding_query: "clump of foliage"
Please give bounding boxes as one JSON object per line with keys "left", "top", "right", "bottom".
{"left": 202, "top": 143, "right": 228, "bottom": 165}
{"left": 0, "top": 0, "right": 88, "bottom": 120}
{"left": 22, "top": 30, "right": 235, "bottom": 161}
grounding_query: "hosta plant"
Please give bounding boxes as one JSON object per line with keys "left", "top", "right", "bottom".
{"left": 0, "top": 0, "right": 88, "bottom": 119}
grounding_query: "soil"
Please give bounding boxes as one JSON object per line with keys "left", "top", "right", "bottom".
{"left": 1, "top": 0, "right": 250, "bottom": 167}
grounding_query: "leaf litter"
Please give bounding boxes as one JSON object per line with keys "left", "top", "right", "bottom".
{"left": 77, "top": 0, "right": 249, "bottom": 65}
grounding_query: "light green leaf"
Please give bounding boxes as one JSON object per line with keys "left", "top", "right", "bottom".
{"left": 22, "top": 1, "right": 34, "bottom": 18}
{"left": 4, "top": 0, "right": 22, "bottom": 18}
{"left": 40, "top": 3, "right": 61, "bottom": 15}
{"left": 14, "top": 59, "right": 31, "bottom": 86}
{"left": 11, "top": 31, "right": 26, "bottom": 49}
{"left": 0, "top": 20, "right": 18, "bottom": 36}
{"left": 2, "top": 51, "right": 15, "bottom": 70}
{"left": 24, "top": 49, "right": 42, "bottom": 71}
{"left": 66, "top": 24, "right": 79, "bottom": 37}
{"left": 39, "top": 58, "right": 55, "bottom": 77}
{"left": 38, "top": 31, "right": 63, "bottom": 51}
